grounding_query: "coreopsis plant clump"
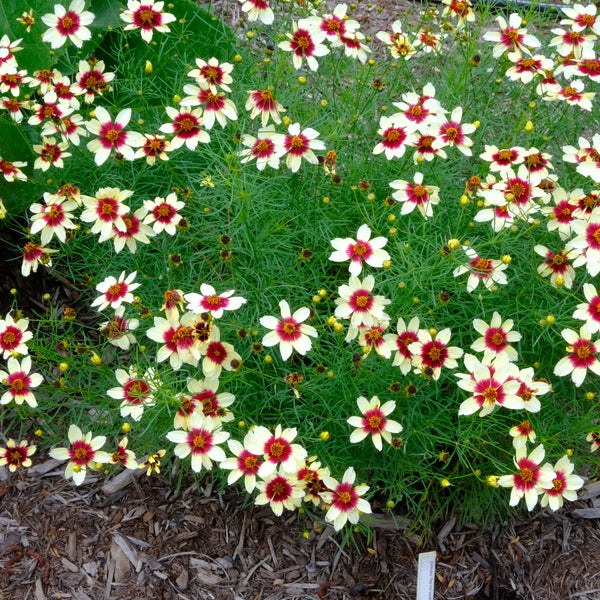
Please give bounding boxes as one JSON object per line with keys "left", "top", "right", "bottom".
{"left": 1, "top": 0, "right": 600, "bottom": 535}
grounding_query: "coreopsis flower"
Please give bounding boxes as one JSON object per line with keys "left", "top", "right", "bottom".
{"left": 389, "top": 172, "right": 441, "bottom": 218}
{"left": 414, "top": 28, "right": 443, "bottom": 53}
{"left": 562, "top": 134, "right": 600, "bottom": 183}
{"left": 41, "top": 0, "right": 94, "bottom": 49}
{"left": 86, "top": 106, "right": 144, "bottom": 165}
{"left": 0, "top": 70, "right": 30, "bottom": 97}
{"left": 185, "top": 284, "right": 247, "bottom": 319}
{"left": 561, "top": 57, "right": 600, "bottom": 82}
{"left": 347, "top": 395, "right": 402, "bottom": 451}
{"left": 159, "top": 106, "right": 210, "bottom": 150}
{"left": 372, "top": 115, "right": 418, "bottom": 160}
{"left": 482, "top": 13, "right": 541, "bottom": 60}
{"left": 166, "top": 415, "right": 228, "bottom": 473}
{"left": 307, "top": 4, "right": 360, "bottom": 40}
{"left": 334, "top": 275, "right": 391, "bottom": 328}
{"left": 91, "top": 271, "right": 140, "bottom": 311}
{"left": 0, "top": 35, "right": 22, "bottom": 74}
{"left": 121, "top": 0, "right": 176, "bottom": 43}
{"left": 561, "top": 3, "right": 598, "bottom": 33}
{"left": 239, "top": 126, "right": 286, "bottom": 170}
{"left": 409, "top": 328, "right": 464, "bottom": 380}
{"left": 259, "top": 300, "right": 317, "bottom": 361}
{"left": 452, "top": 246, "right": 508, "bottom": 292}
{"left": 17, "top": 10, "right": 35, "bottom": 32}
{"left": 72, "top": 59, "right": 114, "bottom": 103}
{"left": 509, "top": 421, "right": 536, "bottom": 448}
{"left": 512, "top": 367, "right": 551, "bottom": 413}
{"left": 554, "top": 325, "right": 600, "bottom": 387}
{"left": 139, "top": 449, "right": 166, "bottom": 475}
{"left": 333, "top": 31, "right": 371, "bottom": 64}
{"left": 440, "top": 0, "right": 476, "bottom": 28}
{"left": 255, "top": 470, "right": 306, "bottom": 516}
{"left": 107, "top": 367, "right": 157, "bottom": 421}
{"left": 389, "top": 316, "right": 422, "bottom": 375}
{"left": 544, "top": 79, "right": 595, "bottom": 110}
{"left": 161, "top": 289, "right": 185, "bottom": 321}
{"left": 99, "top": 306, "right": 139, "bottom": 350}
{"left": 534, "top": 245, "right": 577, "bottom": 288}
{"left": 521, "top": 147, "right": 554, "bottom": 178}
{"left": 540, "top": 455, "right": 584, "bottom": 511}
{"left": 220, "top": 433, "right": 264, "bottom": 493}
{"left": 456, "top": 353, "right": 524, "bottom": 417}
{"left": 28, "top": 92, "right": 72, "bottom": 127}
{"left": 42, "top": 112, "right": 88, "bottom": 146}
{"left": 21, "top": 242, "right": 57, "bottom": 277}
{"left": 29, "top": 193, "right": 78, "bottom": 245}
{"left": 281, "top": 122, "right": 325, "bottom": 172}
{"left": 49, "top": 424, "right": 111, "bottom": 486}
{"left": 432, "top": 107, "right": 476, "bottom": 156}
{"left": 247, "top": 424, "right": 307, "bottom": 478}
{"left": 479, "top": 145, "right": 526, "bottom": 175}
{"left": 320, "top": 466, "right": 371, "bottom": 531}
{"left": 0, "top": 156, "right": 27, "bottom": 182}
{"left": 201, "top": 333, "right": 242, "bottom": 378}
{"left": 109, "top": 437, "right": 138, "bottom": 469}
{"left": 573, "top": 283, "right": 600, "bottom": 333}
{"left": 179, "top": 84, "right": 237, "bottom": 129}
{"left": 587, "top": 431, "right": 600, "bottom": 452}
{"left": 185, "top": 377, "right": 235, "bottom": 424}
{"left": 549, "top": 27, "right": 596, "bottom": 59}
{"left": 328, "top": 224, "right": 390, "bottom": 276}
{"left": 245, "top": 89, "right": 285, "bottom": 126}
{"left": 470, "top": 312, "right": 522, "bottom": 361}
{"left": 0, "top": 439, "right": 36, "bottom": 471}
{"left": 541, "top": 188, "right": 577, "bottom": 240}
{"left": 391, "top": 84, "right": 444, "bottom": 128}
{"left": 357, "top": 321, "right": 395, "bottom": 357}
{"left": 49, "top": 73, "right": 80, "bottom": 109}
{"left": 278, "top": 20, "right": 329, "bottom": 71}
{"left": 133, "top": 134, "right": 171, "bottom": 165}
{"left": 0, "top": 313, "right": 33, "bottom": 359}
{"left": 29, "top": 68, "right": 58, "bottom": 93}
{"left": 80, "top": 187, "right": 131, "bottom": 242}
{"left": 567, "top": 208, "right": 600, "bottom": 276}
{"left": 188, "top": 57, "right": 233, "bottom": 93}
{"left": 239, "top": 0, "right": 274, "bottom": 25}
{"left": 505, "top": 55, "right": 554, "bottom": 85}
{"left": 376, "top": 20, "right": 417, "bottom": 58}
{"left": 33, "top": 136, "right": 71, "bottom": 171}
{"left": 0, "top": 355, "right": 44, "bottom": 408}
{"left": 498, "top": 444, "right": 555, "bottom": 511}
{"left": 147, "top": 313, "right": 202, "bottom": 369}
{"left": 1, "top": 97, "right": 32, "bottom": 123}
{"left": 110, "top": 206, "right": 155, "bottom": 254}
{"left": 142, "top": 193, "right": 185, "bottom": 235}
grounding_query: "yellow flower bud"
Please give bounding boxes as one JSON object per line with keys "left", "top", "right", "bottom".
{"left": 298, "top": 76, "right": 307, "bottom": 84}
{"left": 473, "top": 120, "right": 480, "bottom": 129}
{"left": 566, "top": 448, "right": 573, "bottom": 456}
{"left": 382, "top": 259, "right": 392, "bottom": 269}
{"left": 318, "top": 289, "right": 327, "bottom": 297}
{"left": 59, "top": 362, "right": 69, "bottom": 372}
{"left": 320, "top": 99, "right": 328, "bottom": 107}
{"left": 326, "top": 316, "right": 337, "bottom": 326}
{"left": 91, "top": 351, "right": 102, "bottom": 365}
{"left": 172, "top": 94, "right": 181, "bottom": 104}
{"left": 546, "top": 315, "right": 555, "bottom": 324}
{"left": 122, "top": 422, "right": 132, "bottom": 433}
{"left": 448, "top": 238, "right": 460, "bottom": 250}
{"left": 34, "top": 429, "right": 44, "bottom": 437}
{"left": 238, "top": 420, "right": 246, "bottom": 428}
{"left": 264, "top": 354, "right": 273, "bottom": 363}
{"left": 319, "top": 431, "right": 330, "bottom": 441}
{"left": 333, "top": 322, "right": 344, "bottom": 332}
{"left": 144, "top": 60, "right": 153, "bottom": 73}
{"left": 487, "top": 475, "right": 499, "bottom": 487}
{"left": 234, "top": 54, "right": 242, "bottom": 62}
{"left": 529, "top": 101, "right": 536, "bottom": 109}
{"left": 246, "top": 30, "right": 254, "bottom": 39}
{"left": 302, "top": 530, "right": 310, "bottom": 539}
{"left": 555, "top": 274, "right": 565, "bottom": 287}
{"left": 312, "top": 295, "right": 321, "bottom": 303}
{"left": 283, "top": 116, "right": 292, "bottom": 127}
{"left": 501, "top": 254, "right": 512, "bottom": 264}
{"left": 440, "top": 478, "right": 451, "bottom": 488}
{"left": 429, "top": 328, "right": 437, "bottom": 336}
{"left": 524, "top": 120, "right": 534, "bottom": 133}
{"left": 322, "top": 196, "right": 330, "bottom": 204}
{"left": 460, "top": 195, "right": 470, "bottom": 205}
{"left": 387, "top": 214, "right": 396, "bottom": 222}
{"left": 586, "top": 392, "right": 595, "bottom": 400}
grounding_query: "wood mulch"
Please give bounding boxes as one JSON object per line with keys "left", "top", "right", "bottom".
{"left": 2, "top": 460, "right": 600, "bottom": 600}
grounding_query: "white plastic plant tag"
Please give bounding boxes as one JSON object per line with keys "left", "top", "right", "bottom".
{"left": 416, "top": 550, "right": 436, "bottom": 600}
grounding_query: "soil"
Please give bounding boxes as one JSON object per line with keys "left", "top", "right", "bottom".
{"left": 3, "top": 2, "right": 600, "bottom": 599}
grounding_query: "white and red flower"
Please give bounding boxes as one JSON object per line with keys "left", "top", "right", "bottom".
{"left": 33, "top": 137, "right": 71, "bottom": 171}
{"left": 390, "top": 316, "right": 422, "bottom": 375}
{"left": 0, "top": 355, "right": 44, "bottom": 408}
{"left": 573, "top": 283, "right": 600, "bottom": 333}
{"left": 143, "top": 193, "right": 185, "bottom": 235}
{"left": 498, "top": 444, "right": 555, "bottom": 511}
{"left": 329, "top": 224, "right": 390, "bottom": 276}
{"left": 239, "top": 0, "right": 274, "bottom": 25}
{"left": 554, "top": 325, "right": 600, "bottom": 387}
{"left": 121, "top": 0, "right": 176, "bottom": 43}
{"left": 91, "top": 271, "right": 140, "bottom": 311}
{"left": 278, "top": 20, "right": 329, "bottom": 71}
{"left": 432, "top": 106, "right": 476, "bottom": 156}
{"left": 167, "top": 415, "right": 229, "bottom": 473}
{"left": 86, "top": 106, "right": 144, "bottom": 165}
{"left": 534, "top": 245, "right": 577, "bottom": 288}
{"left": 453, "top": 246, "right": 508, "bottom": 292}
{"left": 133, "top": 134, "right": 171, "bottom": 165}
{"left": 29, "top": 193, "right": 78, "bottom": 245}
{"left": 220, "top": 433, "right": 264, "bottom": 493}
{"left": 80, "top": 187, "right": 131, "bottom": 242}
{"left": 260, "top": 300, "right": 317, "bottom": 361}
{"left": 389, "top": 171, "right": 441, "bottom": 219}
{"left": 0, "top": 156, "right": 27, "bottom": 182}
{"left": 147, "top": 313, "right": 201, "bottom": 370}
{"left": 0, "top": 313, "right": 33, "bottom": 359}
{"left": 49, "top": 424, "right": 111, "bottom": 486}
{"left": 41, "top": 0, "right": 94, "bottom": 49}
{"left": 72, "top": 59, "right": 114, "bottom": 104}
{"left": 245, "top": 89, "right": 285, "bottom": 126}
{"left": 509, "top": 421, "right": 536, "bottom": 448}
{"left": 373, "top": 115, "right": 417, "bottom": 160}
{"left": 185, "top": 284, "right": 246, "bottom": 319}
{"left": 470, "top": 312, "right": 522, "bottom": 361}
{"left": 482, "top": 13, "right": 541, "bottom": 60}
{"left": 540, "top": 455, "right": 584, "bottom": 511}
{"left": 180, "top": 84, "right": 238, "bottom": 129}
{"left": 255, "top": 470, "right": 305, "bottom": 516}
{"left": 99, "top": 306, "right": 140, "bottom": 350}
{"left": 334, "top": 275, "right": 391, "bottom": 328}
{"left": 107, "top": 367, "right": 157, "bottom": 421}
{"left": 0, "top": 439, "right": 36, "bottom": 471}
{"left": 409, "top": 328, "right": 464, "bottom": 380}
{"left": 21, "top": 242, "right": 57, "bottom": 277}
{"left": 188, "top": 57, "right": 233, "bottom": 93}
{"left": 320, "top": 466, "right": 371, "bottom": 531}
{"left": 347, "top": 395, "right": 402, "bottom": 451}
{"left": 566, "top": 208, "right": 600, "bottom": 275}
{"left": 281, "top": 122, "right": 325, "bottom": 172}
{"left": 239, "top": 126, "right": 286, "bottom": 170}
{"left": 159, "top": 106, "right": 210, "bottom": 150}
{"left": 109, "top": 437, "right": 138, "bottom": 469}
{"left": 201, "top": 331, "right": 242, "bottom": 378}
{"left": 247, "top": 424, "right": 307, "bottom": 478}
